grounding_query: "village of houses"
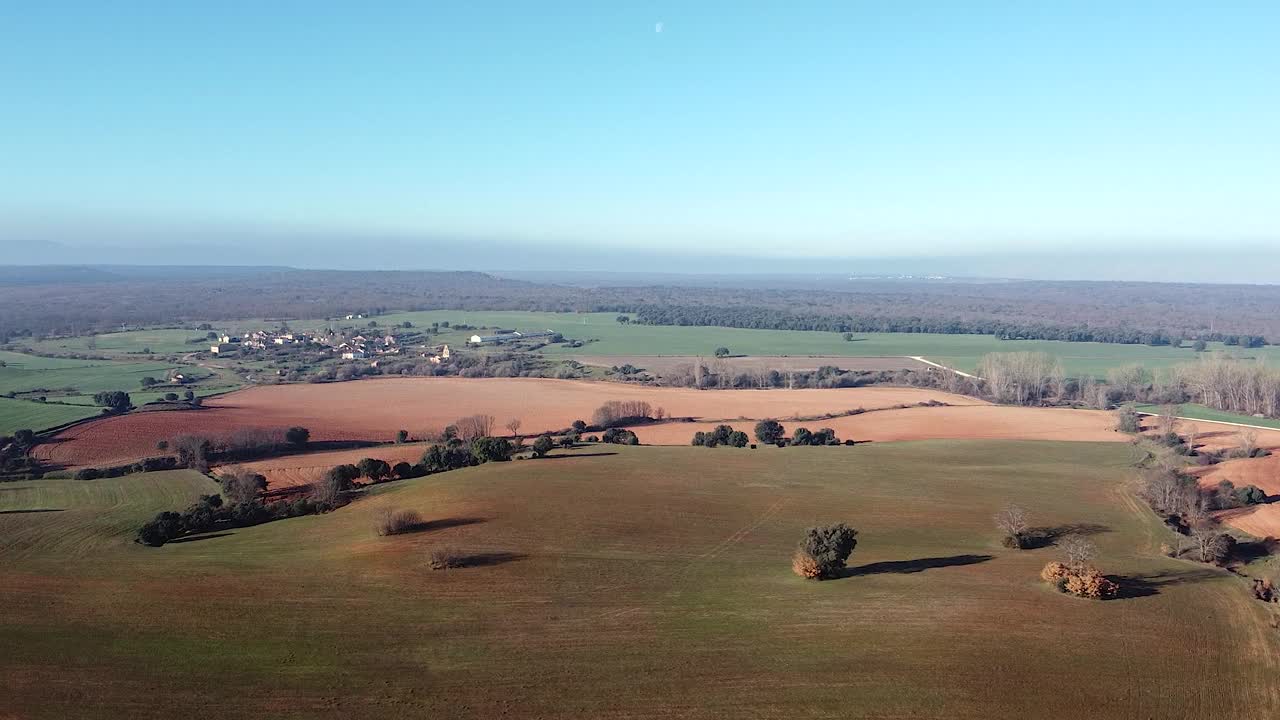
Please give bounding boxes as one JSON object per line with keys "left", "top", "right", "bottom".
{"left": 207, "top": 320, "right": 558, "bottom": 368}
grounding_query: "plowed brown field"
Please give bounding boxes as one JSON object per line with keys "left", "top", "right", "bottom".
{"left": 1195, "top": 453, "right": 1280, "bottom": 538}
{"left": 36, "top": 378, "right": 985, "bottom": 469}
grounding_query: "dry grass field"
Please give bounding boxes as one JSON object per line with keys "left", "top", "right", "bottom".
{"left": 3, "top": 442, "right": 1278, "bottom": 719}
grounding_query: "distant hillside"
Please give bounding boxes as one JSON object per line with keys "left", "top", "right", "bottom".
{"left": 1, "top": 266, "right": 1278, "bottom": 344}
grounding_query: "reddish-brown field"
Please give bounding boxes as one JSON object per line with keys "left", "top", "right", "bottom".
{"left": 36, "top": 378, "right": 985, "bottom": 469}
{"left": 624, "top": 405, "right": 1128, "bottom": 445}
{"left": 1195, "top": 453, "right": 1280, "bottom": 538}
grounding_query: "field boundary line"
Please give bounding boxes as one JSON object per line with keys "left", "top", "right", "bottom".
{"left": 909, "top": 356, "right": 981, "bottom": 380}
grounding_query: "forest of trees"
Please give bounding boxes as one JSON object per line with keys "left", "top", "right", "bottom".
{"left": 2, "top": 268, "right": 1278, "bottom": 344}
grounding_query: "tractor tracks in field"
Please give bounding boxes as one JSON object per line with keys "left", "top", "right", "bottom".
{"left": 576, "top": 497, "right": 789, "bottom": 618}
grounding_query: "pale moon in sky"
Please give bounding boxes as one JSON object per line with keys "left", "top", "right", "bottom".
{"left": 655, "top": 21, "right": 663, "bottom": 33}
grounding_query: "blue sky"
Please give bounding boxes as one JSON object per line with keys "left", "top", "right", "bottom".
{"left": 2, "top": 1, "right": 1278, "bottom": 267}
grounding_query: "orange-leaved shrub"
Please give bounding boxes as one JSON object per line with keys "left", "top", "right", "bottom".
{"left": 1042, "top": 562, "right": 1117, "bottom": 599}
{"left": 791, "top": 550, "right": 821, "bottom": 579}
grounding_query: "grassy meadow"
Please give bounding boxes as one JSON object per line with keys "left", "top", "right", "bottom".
{"left": 1136, "top": 403, "right": 1280, "bottom": 431}
{"left": 3, "top": 441, "right": 1276, "bottom": 719}
{"left": 0, "top": 350, "right": 242, "bottom": 433}
{"left": 372, "top": 309, "right": 1279, "bottom": 377}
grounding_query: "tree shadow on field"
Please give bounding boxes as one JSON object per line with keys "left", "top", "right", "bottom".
{"left": 844, "top": 554, "right": 993, "bottom": 577}
{"left": 455, "top": 551, "right": 526, "bottom": 568}
{"left": 168, "top": 532, "right": 235, "bottom": 544}
{"left": 1108, "top": 568, "right": 1222, "bottom": 599}
{"left": 1231, "top": 537, "right": 1280, "bottom": 564}
{"left": 1022, "top": 522, "right": 1110, "bottom": 549}
{"left": 397, "top": 517, "right": 488, "bottom": 535}
{"left": 0, "top": 508, "right": 64, "bottom": 514}
{"left": 539, "top": 452, "right": 618, "bottom": 460}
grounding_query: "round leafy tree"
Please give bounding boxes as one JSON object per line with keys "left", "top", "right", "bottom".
{"left": 793, "top": 523, "right": 859, "bottom": 580}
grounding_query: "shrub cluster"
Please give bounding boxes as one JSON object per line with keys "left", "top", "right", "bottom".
{"left": 376, "top": 508, "right": 424, "bottom": 536}
{"left": 592, "top": 400, "right": 659, "bottom": 428}
{"left": 73, "top": 456, "right": 179, "bottom": 481}
{"left": 1040, "top": 562, "right": 1118, "bottom": 599}
{"left": 600, "top": 428, "right": 639, "bottom": 445}
{"left": 691, "top": 425, "right": 750, "bottom": 448}
{"left": 789, "top": 427, "right": 841, "bottom": 446}
{"left": 137, "top": 491, "right": 330, "bottom": 547}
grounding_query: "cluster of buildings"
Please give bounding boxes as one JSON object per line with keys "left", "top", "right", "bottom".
{"left": 209, "top": 329, "right": 401, "bottom": 361}
{"left": 333, "top": 333, "right": 400, "bottom": 360}
{"left": 210, "top": 331, "right": 320, "bottom": 354}
{"left": 467, "top": 329, "right": 556, "bottom": 345}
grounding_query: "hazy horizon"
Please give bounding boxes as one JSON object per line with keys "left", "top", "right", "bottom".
{"left": 3, "top": 3, "right": 1278, "bottom": 282}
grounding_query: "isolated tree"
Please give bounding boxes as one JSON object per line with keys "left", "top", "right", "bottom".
{"left": 1059, "top": 534, "right": 1097, "bottom": 570}
{"left": 994, "top": 504, "right": 1030, "bottom": 548}
{"left": 396, "top": 429, "right": 409, "bottom": 443}
{"left": 532, "top": 435, "right": 554, "bottom": 458}
{"left": 1237, "top": 429, "right": 1259, "bottom": 458}
{"left": 1193, "top": 339, "right": 1208, "bottom": 352}
{"left": 182, "top": 389, "right": 195, "bottom": 401}
{"left": 218, "top": 469, "right": 267, "bottom": 505}
{"left": 505, "top": 418, "right": 522, "bottom": 437}
{"left": 793, "top": 523, "right": 859, "bottom": 580}
{"left": 285, "top": 426, "right": 311, "bottom": 447}
{"left": 1192, "top": 527, "right": 1233, "bottom": 564}
{"left": 714, "top": 347, "right": 730, "bottom": 358}
{"left": 140, "top": 376, "right": 158, "bottom": 388}
{"left": 571, "top": 419, "right": 587, "bottom": 432}
{"left": 754, "top": 420, "right": 785, "bottom": 445}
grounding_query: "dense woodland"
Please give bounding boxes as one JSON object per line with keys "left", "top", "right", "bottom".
{"left": 2, "top": 267, "right": 1279, "bottom": 344}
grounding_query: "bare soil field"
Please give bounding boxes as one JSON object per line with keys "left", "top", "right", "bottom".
{"left": 35, "top": 378, "right": 985, "bottom": 469}
{"left": 1195, "top": 454, "right": 1280, "bottom": 538}
{"left": 227, "top": 444, "right": 432, "bottom": 491}
{"left": 623, "top": 405, "right": 1127, "bottom": 445}
{"left": 570, "top": 354, "right": 928, "bottom": 374}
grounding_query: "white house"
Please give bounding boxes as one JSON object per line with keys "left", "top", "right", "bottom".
{"left": 342, "top": 350, "right": 367, "bottom": 360}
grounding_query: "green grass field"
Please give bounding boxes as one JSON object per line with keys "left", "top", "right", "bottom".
{"left": 0, "top": 397, "right": 102, "bottom": 435}
{"left": 23, "top": 328, "right": 213, "bottom": 357}
{"left": 3, "top": 441, "right": 1276, "bottom": 719}
{"left": 1136, "top": 403, "right": 1280, "bottom": 430}
{"left": 0, "top": 350, "right": 240, "bottom": 432}
{"left": 372, "top": 309, "right": 1280, "bottom": 377}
